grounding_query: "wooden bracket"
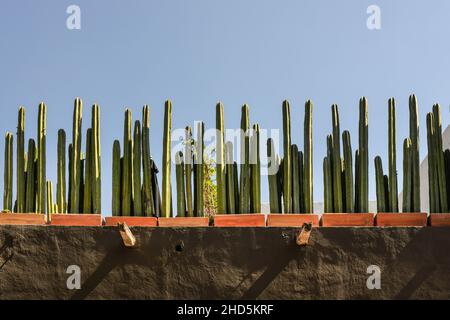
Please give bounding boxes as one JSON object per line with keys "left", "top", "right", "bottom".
{"left": 296, "top": 222, "right": 312, "bottom": 246}
{"left": 118, "top": 222, "right": 136, "bottom": 248}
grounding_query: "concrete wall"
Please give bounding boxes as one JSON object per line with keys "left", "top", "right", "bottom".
{"left": 1, "top": 225, "right": 449, "bottom": 299}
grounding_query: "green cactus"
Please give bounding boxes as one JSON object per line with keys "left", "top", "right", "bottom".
{"left": 194, "top": 121, "right": 204, "bottom": 216}
{"left": 444, "top": 149, "right": 450, "bottom": 209}
{"left": 298, "top": 150, "right": 305, "bottom": 213}
{"left": 79, "top": 153, "right": 85, "bottom": 212}
{"left": 225, "top": 141, "right": 236, "bottom": 214}
{"left": 426, "top": 113, "right": 439, "bottom": 213}
{"left": 402, "top": 138, "right": 412, "bottom": 212}
{"left": 354, "top": 150, "right": 360, "bottom": 212}
{"left": 83, "top": 128, "right": 92, "bottom": 213}
{"left": 358, "top": 97, "right": 369, "bottom": 213}
{"left": 175, "top": 151, "right": 186, "bottom": 217}
{"left": 17, "top": 107, "right": 25, "bottom": 212}
{"left": 251, "top": 123, "right": 261, "bottom": 213}
{"left": 122, "top": 109, "right": 133, "bottom": 216}
{"left": 409, "top": 94, "right": 421, "bottom": 212}
{"left": 112, "top": 140, "right": 121, "bottom": 216}
{"left": 331, "top": 104, "right": 343, "bottom": 213}
{"left": 68, "top": 143, "right": 73, "bottom": 212}
{"left": 374, "top": 156, "right": 387, "bottom": 213}
{"left": 162, "top": 100, "right": 172, "bottom": 218}
{"left": 432, "top": 104, "right": 448, "bottom": 213}
{"left": 291, "top": 144, "right": 300, "bottom": 213}
{"left": 239, "top": 104, "right": 250, "bottom": 213}
{"left": 216, "top": 102, "right": 227, "bottom": 214}
{"left": 25, "top": 139, "right": 36, "bottom": 213}
{"left": 342, "top": 130, "right": 353, "bottom": 213}
{"left": 388, "top": 98, "right": 398, "bottom": 212}
{"left": 133, "top": 120, "right": 142, "bottom": 215}
{"left": 37, "top": 102, "right": 46, "bottom": 214}
{"left": 46, "top": 180, "right": 54, "bottom": 215}
{"left": 323, "top": 156, "right": 332, "bottom": 213}
{"left": 91, "top": 104, "right": 101, "bottom": 214}
{"left": 142, "top": 105, "right": 154, "bottom": 216}
{"left": 233, "top": 161, "right": 239, "bottom": 212}
{"left": 3, "top": 132, "right": 13, "bottom": 211}
{"left": 69, "top": 98, "right": 82, "bottom": 213}
{"left": 282, "top": 100, "right": 292, "bottom": 214}
{"left": 304, "top": 100, "right": 313, "bottom": 213}
{"left": 184, "top": 126, "right": 193, "bottom": 217}
{"left": 57, "top": 129, "right": 66, "bottom": 213}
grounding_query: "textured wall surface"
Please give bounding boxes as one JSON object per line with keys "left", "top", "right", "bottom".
{"left": 0, "top": 225, "right": 449, "bottom": 299}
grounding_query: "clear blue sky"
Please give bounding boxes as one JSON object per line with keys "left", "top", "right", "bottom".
{"left": 1, "top": 0, "right": 449, "bottom": 215}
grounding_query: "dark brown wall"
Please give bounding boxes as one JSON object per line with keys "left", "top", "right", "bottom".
{"left": 0, "top": 226, "right": 449, "bottom": 299}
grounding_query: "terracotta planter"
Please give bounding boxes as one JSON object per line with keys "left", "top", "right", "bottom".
{"left": 49, "top": 214, "right": 103, "bottom": 226}
{"left": 0, "top": 213, "right": 46, "bottom": 225}
{"left": 213, "top": 214, "right": 265, "bottom": 227}
{"left": 158, "top": 217, "right": 209, "bottom": 227}
{"left": 104, "top": 216, "right": 157, "bottom": 227}
{"left": 266, "top": 214, "right": 319, "bottom": 227}
{"left": 375, "top": 213, "right": 427, "bottom": 227}
{"left": 428, "top": 213, "right": 450, "bottom": 227}
{"left": 321, "top": 213, "right": 374, "bottom": 227}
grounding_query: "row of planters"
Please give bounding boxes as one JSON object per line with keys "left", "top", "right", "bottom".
{"left": 2, "top": 95, "right": 450, "bottom": 227}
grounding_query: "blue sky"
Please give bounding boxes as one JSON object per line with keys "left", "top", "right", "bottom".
{"left": 1, "top": 0, "right": 449, "bottom": 215}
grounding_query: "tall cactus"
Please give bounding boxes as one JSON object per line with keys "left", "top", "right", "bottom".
{"left": 342, "top": 130, "right": 353, "bottom": 213}
{"left": 112, "top": 140, "right": 121, "bottom": 216}
{"left": 444, "top": 149, "right": 450, "bottom": 208}
{"left": 251, "top": 123, "right": 261, "bottom": 213}
{"left": 46, "top": 181, "right": 54, "bottom": 215}
{"left": 25, "top": 139, "right": 36, "bottom": 212}
{"left": 402, "top": 138, "right": 412, "bottom": 212}
{"left": 91, "top": 104, "right": 101, "bottom": 214}
{"left": 426, "top": 113, "right": 439, "bottom": 213}
{"left": 291, "top": 144, "right": 300, "bottom": 213}
{"left": 331, "top": 104, "right": 343, "bottom": 213}
{"left": 57, "top": 129, "right": 66, "bottom": 213}
{"left": 432, "top": 104, "right": 448, "bottom": 212}
{"left": 358, "top": 97, "right": 369, "bottom": 213}
{"left": 388, "top": 98, "right": 398, "bottom": 212}
{"left": 225, "top": 141, "right": 236, "bottom": 214}
{"left": 194, "top": 121, "right": 204, "bottom": 216}
{"left": 133, "top": 120, "right": 142, "bottom": 215}
{"left": 282, "top": 100, "right": 292, "bottom": 214}
{"left": 3, "top": 132, "right": 13, "bottom": 211}
{"left": 162, "top": 100, "right": 172, "bottom": 217}
{"left": 37, "top": 102, "right": 46, "bottom": 214}
{"left": 70, "top": 98, "right": 82, "bottom": 213}
{"left": 142, "top": 105, "right": 154, "bottom": 216}
{"left": 298, "top": 150, "right": 305, "bottom": 213}
{"left": 17, "top": 107, "right": 25, "bottom": 212}
{"left": 122, "top": 109, "right": 133, "bottom": 216}
{"left": 409, "top": 94, "right": 420, "bottom": 212}
{"left": 304, "top": 100, "right": 313, "bottom": 213}
{"left": 239, "top": 104, "right": 250, "bottom": 213}
{"left": 184, "top": 126, "right": 193, "bottom": 216}
{"left": 175, "top": 151, "right": 186, "bottom": 216}
{"left": 374, "top": 156, "right": 387, "bottom": 213}
{"left": 323, "top": 156, "right": 332, "bottom": 213}
{"left": 216, "top": 102, "right": 227, "bottom": 214}
{"left": 83, "top": 128, "right": 92, "bottom": 213}
{"left": 267, "top": 138, "right": 280, "bottom": 213}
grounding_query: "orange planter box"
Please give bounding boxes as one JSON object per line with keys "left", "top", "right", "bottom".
{"left": 214, "top": 214, "right": 265, "bottom": 227}
{"left": 50, "top": 214, "right": 103, "bottom": 226}
{"left": 375, "top": 213, "right": 427, "bottom": 227}
{"left": 0, "top": 213, "right": 46, "bottom": 225}
{"left": 104, "top": 216, "right": 157, "bottom": 227}
{"left": 158, "top": 217, "right": 209, "bottom": 227}
{"left": 321, "top": 213, "right": 374, "bottom": 227}
{"left": 429, "top": 214, "right": 450, "bottom": 227}
{"left": 266, "top": 214, "right": 319, "bottom": 227}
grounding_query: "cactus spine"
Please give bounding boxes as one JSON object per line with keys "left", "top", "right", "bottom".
{"left": 175, "top": 151, "right": 186, "bottom": 216}
{"left": 282, "top": 100, "right": 292, "bottom": 213}
{"left": 342, "top": 130, "right": 353, "bottom": 213}
{"left": 17, "top": 107, "right": 25, "bottom": 212}
{"left": 225, "top": 141, "right": 236, "bottom": 214}
{"left": 91, "top": 104, "right": 101, "bottom": 214}
{"left": 133, "top": 120, "right": 142, "bottom": 215}
{"left": 142, "top": 105, "right": 154, "bottom": 216}
{"left": 57, "top": 129, "right": 66, "bottom": 213}
{"left": 3, "top": 132, "right": 13, "bottom": 211}
{"left": 388, "top": 98, "right": 398, "bottom": 212}
{"left": 304, "top": 100, "right": 313, "bottom": 213}
{"left": 357, "top": 97, "right": 369, "bottom": 213}
{"left": 409, "top": 95, "right": 421, "bottom": 212}
{"left": 184, "top": 126, "right": 193, "bottom": 216}
{"left": 122, "top": 109, "right": 133, "bottom": 216}
{"left": 216, "top": 102, "right": 227, "bottom": 214}
{"left": 37, "top": 103, "right": 46, "bottom": 214}
{"left": 239, "top": 104, "right": 250, "bottom": 213}
{"left": 251, "top": 123, "right": 261, "bottom": 213}
{"left": 162, "top": 100, "right": 172, "bottom": 217}
{"left": 112, "top": 140, "right": 121, "bottom": 216}
{"left": 331, "top": 104, "right": 343, "bottom": 213}
{"left": 70, "top": 98, "right": 82, "bottom": 213}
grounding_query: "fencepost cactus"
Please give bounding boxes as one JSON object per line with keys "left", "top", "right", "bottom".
{"left": 37, "top": 102, "right": 47, "bottom": 214}
{"left": 251, "top": 123, "right": 261, "bottom": 213}
{"left": 342, "top": 130, "right": 353, "bottom": 213}
{"left": 388, "top": 98, "right": 398, "bottom": 212}
{"left": 402, "top": 138, "right": 412, "bottom": 212}
{"left": 432, "top": 104, "right": 448, "bottom": 212}
{"left": 304, "top": 100, "right": 313, "bottom": 213}
{"left": 57, "top": 129, "right": 66, "bottom": 213}
{"left": 83, "top": 128, "right": 92, "bottom": 213}
{"left": 122, "top": 109, "right": 133, "bottom": 216}
{"left": 142, "top": 105, "right": 154, "bottom": 216}
{"left": 162, "top": 100, "right": 172, "bottom": 217}
{"left": 291, "top": 144, "right": 300, "bottom": 213}
{"left": 184, "top": 126, "right": 193, "bottom": 216}
{"left": 17, "top": 106, "right": 25, "bottom": 212}
{"left": 374, "top": 156, "right": 387, "bottom": 212}
{"left": 194, "top": 121, "right": 204, "bottom": 216}
{"left": 331, "top": 104, "right": 343, "bottom": 212}
{"left": 298, "top": 150, "right": 305, "bottom": 213}
{"left": 46, "top": 180, "right": 54, "bottom": 215}
{"left": 25, "top": 139, "right": 36, "bottom": 212}
{"left": 133, "top": 120, "right": 142, "bottom": 215}
{"left": 216, "top": 102, "right": 226, "bottom": 214}
{"left": 426, "top": 112, "right": 439, "bottom": 213}
{"left": 91, "top": 104, "right": 101, "bottom": 214}
{"left": 323, "top": 156, "right": 332, "bottom": 213}
{"left": 225, "top": 141, "right": 236, "bottom": 214}
{"left": 239, "top": 104, "right": 250, "bottom": 213}
{"left": 358, "top": 97, "right": 369, "bottom": 213}
{"left": 3, "top": 132, "right": 13, "bottom": 211}
{"left": 175, "top": 151, "right": 186, "bottom": 216}
{"left": 70, "top": 98, "right": 82, "bottom": 213}
{"left": 112, "top": 140, "right": 121, "bottom": 216}
{"left": 281, "top": 100, "right": 292, "bottom": 213}
{"left": 409, "top": 95, "right": 420, "bottom": 212}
